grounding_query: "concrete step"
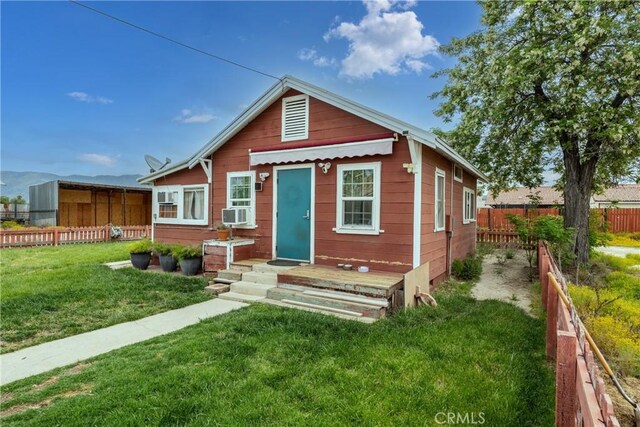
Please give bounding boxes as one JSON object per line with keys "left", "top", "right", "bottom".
{"left": 219, "top": 292, "right": 265, "bottom": 303}
{"left": 252, "top": 263, "right": 298, "bottom": 274}
{"left": 217, "top": 269, "right": 244, "bottom": 281}
{"left": 242, "top": 271, "right": 278, "bottom": 286}
{"left": 228, "top": 263, "right": 254, "bottom": 273}
{"left": 213, "top": 277, "right": 236, "bottom": 285}
{"left": 267, "top": 287, "right": 386, "bottom": 319}
{"left": 230, "top": 281, "right": 275, "bottom": 297}
{"left": 261, "top": 299, "right": 376, "bottom": 324}
{"left": 204, "top": 284, "right": 230, "bottom": 295}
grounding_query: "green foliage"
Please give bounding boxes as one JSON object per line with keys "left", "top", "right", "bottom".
{"left": 9, "top": 195, "right": 27, "bottom": 204}
{"left": 173, "top": 244, "right": 203, "bottom": 260}
{"left": 126, "top": 238, "right": 153, "bottom": 254}
{"left": 0, "top": 195, "right": 10, "bottom": 204}
{"left": 588, "top": 210, "right": 611, "bottom": 250}
{"left": 153, "top": 242, "right": 179, "bottom": 257}
{"left": 452, "top": 254, "right": 483, "bottom": 281}
{"left": 608, "top": 233, "right": 640, "bottom": 248}
{"left": 0, "top": 301, "right": 555, "bottom": 426}
{"left": 1, "top": 221, "right": 24, "bottom": 229}
{"left": 534, "top": 215, "right": 575, "bottom": 265}
{"left": 505, "top": 249, "right": 515, "bottom": 260}
{"left": 0, "top": 242, "right": 208, "bottom": 353}
{"left": 215, "top": 222, "right": 229, "bottom": 231}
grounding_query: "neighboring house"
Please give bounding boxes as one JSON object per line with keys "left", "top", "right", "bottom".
{"left": 591, "top": 184, "right": 640, "bottom": 208}
{"left": 486, "top": 186, "right": 563, "bottom": 208}
{"left": 487, "top": 184, "right": 640, "bottom": 209}
{"left": 29, "top": 180, "right": 152, "bottom": 227}
{"left": 139, "top": 76, "right": 488, "bottom": 285}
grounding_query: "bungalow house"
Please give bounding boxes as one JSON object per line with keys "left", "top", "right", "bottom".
{"left": 139, "top": 76, "right": 488, "bottom": 298}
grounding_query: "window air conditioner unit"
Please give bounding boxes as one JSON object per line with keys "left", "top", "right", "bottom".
{"left": 222, "top": 207, "right": 249, "bottom": 225}
{"left": 157, "top": 191, "right": 176, "bottom": 204}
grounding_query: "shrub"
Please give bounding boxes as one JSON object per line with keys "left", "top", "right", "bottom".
{"left": 505, "top": 249, "right": 515, "bottom": 260}
{"left": 452, "top": 254, "right": 483, "bottom": 281}
{"left": 127, "top": 238, "right": 153, "bottom": 254}
{"left": 174, "top": 244, "right": 203, "bottom": 260}
{"left": 154, "top": 242, "right": 179, "bottom": 257}
{"left": 587, "top": 315, "right": 640, "bottom": 376}
{"left": 1, "top": 221, "right": 24, "bottom": 229}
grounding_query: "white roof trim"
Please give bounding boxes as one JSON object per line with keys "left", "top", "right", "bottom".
{"left": 183, "top": 75, "right": 487, "bottom": 181}
{"left": 249, "top": 137, "right": 394, "bottom": 166}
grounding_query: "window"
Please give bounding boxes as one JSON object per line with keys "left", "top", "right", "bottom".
{"left": 435, "top": 169, "right": 446, "bottom": 231}
{"left": 463, "top": 187, "right": 476, "bottom": 224}
{"left": 154, "top": 185, "right": 208, "bottom": 225}
{"left": 281, "top": 94, "right": 309, "bottom": 142}
{"left": 227, "top": 171, "right": 256, "bottom": 226}
{"left": 336, "top": 162, "right": 381, "bottom": 234}
{"left": 453, "top": 164, "right": 463, "bottom": 182}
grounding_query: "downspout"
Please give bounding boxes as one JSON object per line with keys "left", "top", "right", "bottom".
{"left": 447, "top": 162, "right": 454, "bottom": 275}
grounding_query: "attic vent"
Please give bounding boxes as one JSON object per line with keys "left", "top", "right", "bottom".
{"left": 281, "top": 94, "right": 309, "bottom": 142}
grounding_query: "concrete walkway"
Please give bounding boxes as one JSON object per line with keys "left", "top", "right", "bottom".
{"left": 0, "top": 299, "right": 247, "bottom": 386}
{"left": 595, "top": 245, "right": 640, "bottom": 257}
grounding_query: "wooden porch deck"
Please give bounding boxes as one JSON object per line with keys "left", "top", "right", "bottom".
{"left": 277, "top": 265, "right": 404, "bottom": 299}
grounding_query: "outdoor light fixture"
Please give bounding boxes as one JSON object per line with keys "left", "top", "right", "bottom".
{"left": 259, "top": 172, "right": 270, "bottom": 182}
{"left": 318, "top": 162, "right": 331, "bottom": 174}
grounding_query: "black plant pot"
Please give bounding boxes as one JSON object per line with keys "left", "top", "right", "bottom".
{"left": 130, "top": 252, "right": 151, "bottom": 270}
{"left": 159, "top": 254, "right": 178, "bottom": 272}
{"left": 180, "top": 257, "right": 202, "bottom": 276}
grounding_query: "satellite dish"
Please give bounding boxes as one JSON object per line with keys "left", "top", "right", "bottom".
{"left": 144, "top": 155, "right": 171, "bottom": 173}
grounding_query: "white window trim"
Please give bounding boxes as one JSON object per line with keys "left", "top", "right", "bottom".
{"left": 435, "top": 168, "right": 446, "bottom": 232}
{"left": 335, "top": 162, "right": 381, "bottom": 235}
{"left": 226, "top": 171, "right": 257, "bottom": 228}
{"left": 153, "top": 184, "right": 209, "bottom": 226}
{"left": 463, "top": 186, "right": 476, "bottom": 224}
{"left": 281, "top": 94, "right": 309, "bottom": 142}
{"left": 453, "top": 164, "right": 463, "bottom": 183}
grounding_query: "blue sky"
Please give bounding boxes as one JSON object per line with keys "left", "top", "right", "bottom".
{"left": 1, "top": 1, "right": 482, "bottom": 176}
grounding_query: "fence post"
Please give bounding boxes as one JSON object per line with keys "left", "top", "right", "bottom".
{"left": 546, "top": 273, "right": 558, "bottom": 359}
{"left": 556, "top": 331, "right": 577, "bottom": 427}
{"left": 53, "top": 228, "right": 59, "bottom": 246}
{"left": 104, "top": 224, "right": 110, "bottom": 242}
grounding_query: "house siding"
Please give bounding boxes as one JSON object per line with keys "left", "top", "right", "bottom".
{"left": 420, "top": 147, "right": 477, "bottom": 284}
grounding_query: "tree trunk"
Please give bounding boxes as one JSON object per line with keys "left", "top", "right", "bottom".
{"left": 563, "top": 149, "right": 595, "bottom": 265}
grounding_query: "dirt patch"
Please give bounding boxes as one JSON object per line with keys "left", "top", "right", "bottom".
{"left": 0, "top": 384, "right": 91, "bottom": 418}
{"left": 0, "top": 392, "right": 14, "bottom": 404}
{"left": 472, "top": 250, "right": 535, "bottom": 316}
{"left": 31, "top": 376, "right": 60, "bottom": 392}
{"left": 66, "top": 362, "right": 92, "bottom": 376}
{"left": 607, "top": 376, "right": 640, "bottom": 427}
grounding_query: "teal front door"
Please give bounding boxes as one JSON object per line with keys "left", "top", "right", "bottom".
{"left": 276, "top": 167, "right": 311, "bottom": 261}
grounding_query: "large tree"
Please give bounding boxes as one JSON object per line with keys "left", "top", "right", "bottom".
{"left": 433, "top": 1, "right": 639, "bottom": 263}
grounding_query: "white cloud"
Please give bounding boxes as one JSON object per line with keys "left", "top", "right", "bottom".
{"left": 324, "top": 0, "right": 439, "bottom": 79}
{"left": 173, "top": 109, "right": 217, "bottom": 124}
{"left": 297, "top": 48, "right": 337, "bottom": 68}
{"left": 78, "top": 153, "right": 117, "bottom": 167}
{"left": 67, "top": 91, "right": 113, "bottom": 104}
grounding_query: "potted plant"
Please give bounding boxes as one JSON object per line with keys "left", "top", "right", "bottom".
{"left": 127, "top": 238, "right": 153, "bottom": 270}
{"left": 175, "top": 244, "right": 203, "bottom": 276}
{"left": 216, "top": 222, "right": 230, "bottom": 241}
{"left": 154, "top": 242, "right": 178, "bottom": 272}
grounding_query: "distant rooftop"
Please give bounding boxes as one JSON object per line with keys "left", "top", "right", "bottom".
{"left": 487, "top": 184, "right": 640, "bottom": 206}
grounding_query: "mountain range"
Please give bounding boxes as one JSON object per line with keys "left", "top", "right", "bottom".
{"left": 0, "top": 171, "right": 146, "bottom": 201}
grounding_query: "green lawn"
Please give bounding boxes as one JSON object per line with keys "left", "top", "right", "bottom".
{"left": 0, "top": 243, "right": 210, "bottom": 353}
{"left": 1, "top": 288, "right": 555, "bottom": 426}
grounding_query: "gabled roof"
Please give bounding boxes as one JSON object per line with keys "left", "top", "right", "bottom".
{"left": 486, "top": 186, "right": 563, "bottom": 206}
{"left": 141, "top": 75, "right": 489, "bottom": 182}
{"left": 593, "top": 184, "right": 640, "bottom": 203}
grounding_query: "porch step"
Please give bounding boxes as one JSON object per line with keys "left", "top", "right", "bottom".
{"left": 212, "top": 277, "right": 235, "bottom": 285}
{"left": 230, "top": 281, "right": 275, "bottom": 297}
{"left": 279, "top": 284, "right": 389, "bottom": 308}
{"left": 217, "top": 269, "right": 244, "bottom": 281}
{"left": 261, "top": 299, "right": 377, "bottom": 324}
{"left": 242, "top": 271, "right": 278, "bottom": 286}
{"left": 218, "top": 292, "right": 266, "bottom": 303}
{"left": 266, "top": 287, "right": 386, "bottom": 319}
{"left": 229, "top": 258, "right": 271, "bottom": 272}
{"left": 252, "top": 263, "right": 298, "bottom": 274}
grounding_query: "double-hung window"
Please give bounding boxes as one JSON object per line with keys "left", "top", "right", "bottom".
{"left": 435, "top": 169, "right": 446, "bottom": 231}
{"left": 463, "top": 187, "right": 476, "bottom": 224}
{"left": 227, "top": 171, "right": 256, "bottom": 226}
{"left": 154, "top": 185, "right": 208, "bottom": 225}
{"left": 336, "top": 162, "right": 381, "bottom": 234}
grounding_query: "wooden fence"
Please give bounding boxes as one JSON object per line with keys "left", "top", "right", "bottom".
{"left": 0, "top": 225, "right": 150, "bottom": 248}
{"left": 538, "top": 242, "right": 621, "bottom": 427}
{"left": 478, "top": 207, "right": 640, "bottom": 233}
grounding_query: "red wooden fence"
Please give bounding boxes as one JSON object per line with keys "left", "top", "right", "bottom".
{"left": 478, "top": 207, "right": 640, "bottom": 233}
{"left": 0, "top": 225, "right": 150, "bottom": 248}
{"left": 539, "top": 242, "right": 621, "bottom": 427}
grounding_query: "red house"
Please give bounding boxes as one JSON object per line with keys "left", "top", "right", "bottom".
{"left": 139, "top": 76, "right": 487, "bottom": 311}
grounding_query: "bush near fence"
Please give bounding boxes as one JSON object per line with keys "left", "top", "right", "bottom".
{"left": 0, "top": 225, "right": 150, "bottom": 248}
